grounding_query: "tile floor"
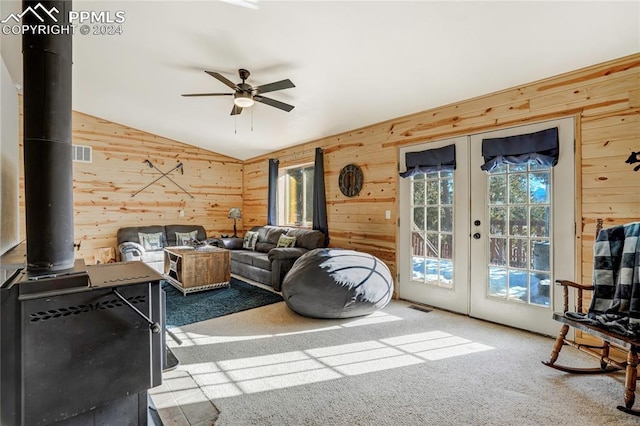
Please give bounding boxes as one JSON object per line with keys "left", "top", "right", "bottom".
{"left": 149, "top": 369, "right": 219, "bottom": 426}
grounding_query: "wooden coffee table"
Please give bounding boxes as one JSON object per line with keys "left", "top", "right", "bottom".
{"left": 163, "top": 246, "right": 230, "bottom": 295}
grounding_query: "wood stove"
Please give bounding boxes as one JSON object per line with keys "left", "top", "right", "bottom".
{"left": 1, "top": 261, "right": 164, "bottom": 425}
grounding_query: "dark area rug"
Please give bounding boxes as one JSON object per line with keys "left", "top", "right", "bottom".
{"left": 163, "top": 277, "right": 283, "bottom": 327}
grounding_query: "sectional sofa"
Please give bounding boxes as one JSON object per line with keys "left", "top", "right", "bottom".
{"left": 226, "top": 225, "right": 326, "bottom": 291}
{"left": 116, "top": 224, "right": 325, "bottom": 291}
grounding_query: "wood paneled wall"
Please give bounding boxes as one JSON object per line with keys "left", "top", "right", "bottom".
{"left": 243, "top": 53, "right": 640, "bottom": 293}
{"left": 16, "top": 53, "right": 638, "bottom": 293}
{"left": 18, "top": 108, "right": 244, "bottom": 264}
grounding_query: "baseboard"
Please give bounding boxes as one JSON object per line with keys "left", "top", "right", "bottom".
{"left": 231, "top": 273, "right": 281, "bottom": 294}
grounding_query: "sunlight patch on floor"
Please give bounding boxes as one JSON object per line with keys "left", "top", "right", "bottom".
{"left": 179, "top": 330, "right": 494, "bottom": 400}
{"left": 380, "top": 331, "right": 494, "bottom": 360}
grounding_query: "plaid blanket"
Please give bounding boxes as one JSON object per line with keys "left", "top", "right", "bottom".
{"left": 566, "top": 222, "right": 640, "bottom": 337}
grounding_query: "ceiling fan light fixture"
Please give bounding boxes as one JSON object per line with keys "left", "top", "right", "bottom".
{"left": 185, "top": 68, "right": 294, "bottom": 114}
{"left": 233, "top": 92, "right": 254, "bottom": 108}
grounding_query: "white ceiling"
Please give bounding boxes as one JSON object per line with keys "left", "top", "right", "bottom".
{"left": 2, "top": 1, "right": 639, "bottom": 160}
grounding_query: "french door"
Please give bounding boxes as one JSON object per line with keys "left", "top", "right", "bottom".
{"left": 398, "top": 136, "right": 470, "bottom": 314}
{"left": 468, "top": 118, "right": 575, "bottom": 336}
{"left": 399, "top": 118, "right": 575, "bottom": 336}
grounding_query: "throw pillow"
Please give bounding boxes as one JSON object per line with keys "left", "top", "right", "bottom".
{"left": 276, "top": 234, "right": 297, "bottom": 248}
{"left": 175, "top": 230, "right": 198, "bottom": 245}
{"left": 138, "top": 232, "right": 164, "bottom": 251}
{"left": 243, "top": 231, "right": 259, "bottom": 250}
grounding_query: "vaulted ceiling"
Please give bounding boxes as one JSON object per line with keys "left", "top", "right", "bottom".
{"left": 2, "top": 1, "right": 638, "bottom": 160}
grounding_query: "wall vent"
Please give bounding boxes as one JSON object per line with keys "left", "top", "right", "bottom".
{"left": 72, "top": 145, "right": 92, "bottom": 163}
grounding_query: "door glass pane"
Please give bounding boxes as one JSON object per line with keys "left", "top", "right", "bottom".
{"left": 531, "top": 240, "right": 550, "bottom": 272}
{"left": 426, "top": 207, "right": 439, "bottom": 231}
{"left": 426, "top": 233, "right": 438, "bottom": 257}
{"left": 409, "top": 171, "right": 454, "bottom": 288}
{"left": 489, "top": 175, "right": 506, "bottom": 204}
{"left": 439, "top": 260, "right": 453, "bottom": 284}
{"left": 508, "top": 270, "right": 528, "bottom": 302}
{"left": 486, "top": 163, "right": 552, "bottom": 307}
{"left": 412, "top": 180, "right": 425, "bottom": 204}
{"left": 488, "top": 266, "right": 507, "bottom": 298}
{"left": 529, "top": 172, "right": 550, "bottom": 203}
{"left": 440, "top": 179, "right": 453, "bottom": 204}
{"left": 440, "top": 207, "right": 453, "bottom": 232}
{"left": 508, "top": 238, "right": 527, "bottom": 268}
{"left": 441, "top": 233, "right": 453, "bottom": 259}
{"left": 489, "top": 237, "right": 506, "bottom": 266}
{"left": 530, "top": 206, "right": 550, "bottom": 237}
{"left": 425, "top": 259, "right": 438, "bottom": 281}
{"left": 426, "top": 179, "right": 438, "bottom": 204}
{"left": 489, "top": 206, "right": 506, "bottom": 235}
{"left": 412, "top": 232, "right": 424, "bottom": 256}
{"left": 413, "top": 207, "right": 425, "bottom": 230}
{"left": 509, "top": 206, "right": 527, "bottom": 236}
{"left": 508, "top": 174, "right": 527, "bottom": 204}
{"left": 531, "top": 272, "right": 550, "bottom": 305}
{"left": 413, "top": 257, "right": 426, "bottom": 281}
{"left": 508, "top": 164, "right": 528, "bottom": 173}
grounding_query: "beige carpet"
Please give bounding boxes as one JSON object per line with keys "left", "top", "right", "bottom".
{"left": 151, "top": 299, "right": 638, "bottom": 425}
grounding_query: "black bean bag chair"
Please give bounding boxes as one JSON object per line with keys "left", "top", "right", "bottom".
{"left": 282, "top": 248, "right": 393, "bottom": 318}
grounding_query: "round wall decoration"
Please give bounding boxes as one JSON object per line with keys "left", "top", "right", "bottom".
{"left": 338, "top": 164, "right": 363, "bottom": 197}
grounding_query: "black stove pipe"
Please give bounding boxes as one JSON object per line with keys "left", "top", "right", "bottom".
{"left": 22, "top": 0, "right": 75, "bottom": 273}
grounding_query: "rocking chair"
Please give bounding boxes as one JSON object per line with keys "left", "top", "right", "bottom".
{"left": 543, "top": 219, "right": 640, "bottom": 415}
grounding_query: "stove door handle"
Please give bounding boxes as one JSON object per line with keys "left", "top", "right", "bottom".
{"left": 112, "top": 289, "right": 161, "bottom": 334}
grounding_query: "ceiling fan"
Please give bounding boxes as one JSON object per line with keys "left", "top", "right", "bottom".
{"left": 182, "top": 68, "right": 295, "bottom": 115}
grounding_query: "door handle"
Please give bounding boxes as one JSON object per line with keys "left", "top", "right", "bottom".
{"left": 473, "top": 233, "right": 481, "bottom": 239}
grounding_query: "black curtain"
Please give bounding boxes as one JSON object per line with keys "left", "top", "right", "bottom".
{"left": 399, "top": 144, "right": 456, "bottom": 178}
{"left": 312, "top": 148, "right": 329, "bottom": 246}
{"left": 267, "top": 158, "right": 278, "bottom": 226}
{"left": 481, "top": 127, "right": 559, "bottom": 172}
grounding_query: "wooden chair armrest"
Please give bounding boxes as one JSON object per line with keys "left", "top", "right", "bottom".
{"left": 555, "top": 280, "right": 594, "bottom": 313}
{"left": 555, "top": 279, "right": 594, "bottom": 291}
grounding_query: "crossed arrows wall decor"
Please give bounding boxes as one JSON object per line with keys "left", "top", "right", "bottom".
{"left": 132, "top": 159, "right": 195, "bottom": 198}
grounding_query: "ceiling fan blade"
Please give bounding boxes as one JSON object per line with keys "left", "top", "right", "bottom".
{"left": 231, "top": 104, "right": 243, "bottom": 115}
{"left": 205, "top": 71, "right": 239, "bottom": 90}
{"left": 181, "top": 93, "right": 233, "bottom": 97}
{"left": 254, "top": 79, "right": 295, "bottom": 94}
{"left": 254, "top": 95, "right": 294, "bottom": 112}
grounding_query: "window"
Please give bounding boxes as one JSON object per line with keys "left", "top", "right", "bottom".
{"left": 278, "top": 163, "right": 314, "bottom": 226}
